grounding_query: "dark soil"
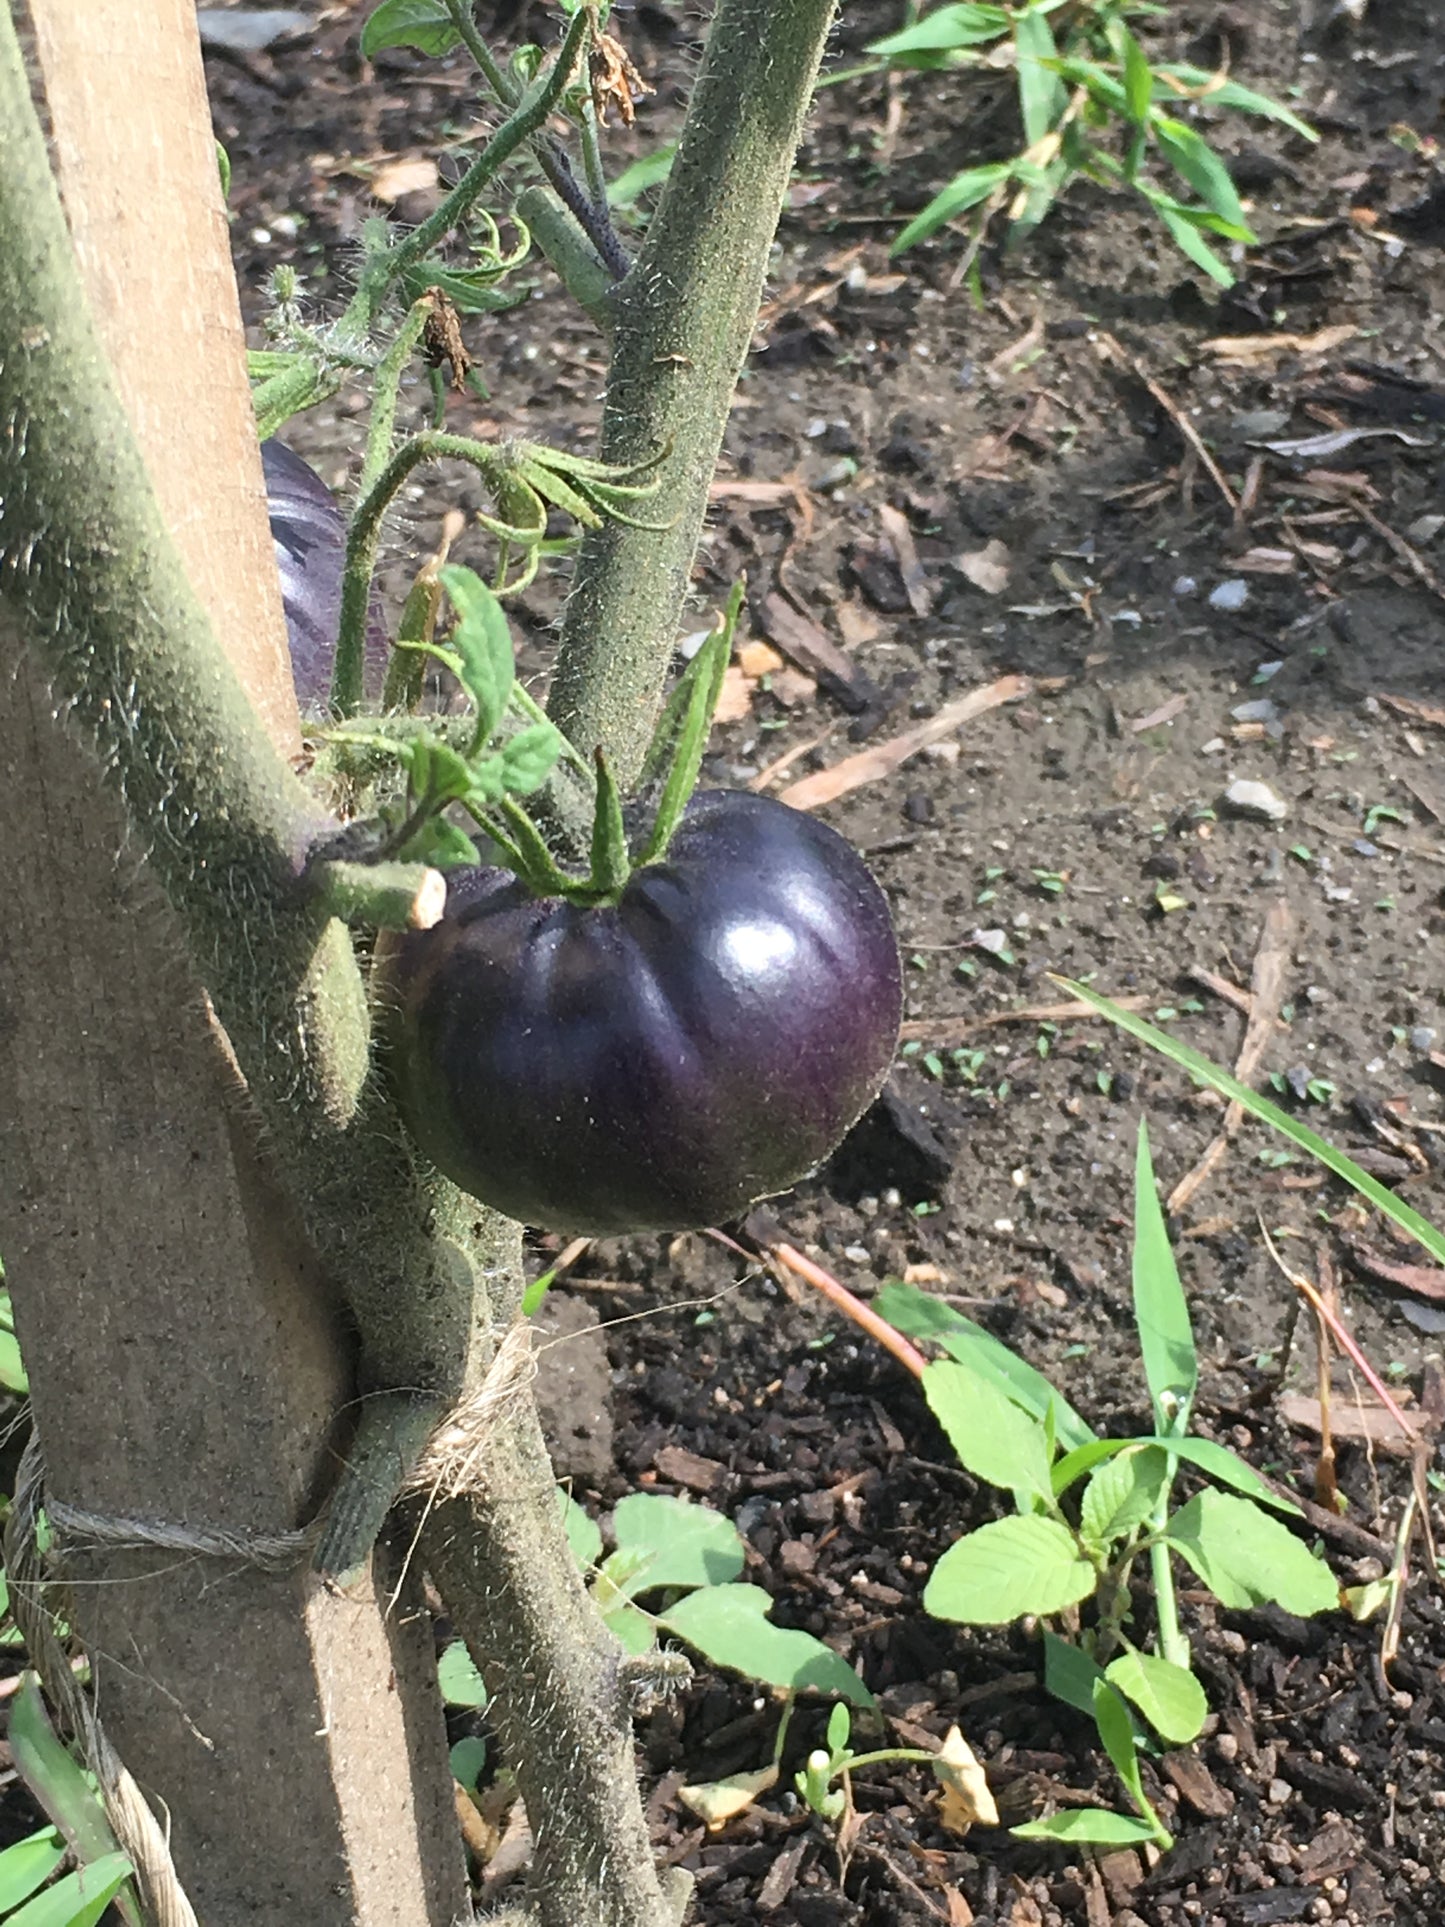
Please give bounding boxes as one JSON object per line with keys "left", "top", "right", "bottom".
{"left": 201, "top": 1, "right": 1445, "bottom": 1919}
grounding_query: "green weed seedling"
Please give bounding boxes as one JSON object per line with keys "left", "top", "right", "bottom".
{"left": 795, "top": 1701, "right": 998, "bottom": 1835}
{"left": 877, "top": 1117, "right": 1337, "bottom": 1849}
{"left": 562, "top": 1490, "right": 873, "bottom": 1706}
{"left": 855, "top": 1, "right": 1315, "bottom": 286}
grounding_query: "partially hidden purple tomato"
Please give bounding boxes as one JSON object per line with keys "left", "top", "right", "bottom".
{"left": 381, "top": 789, "right": 903, "bottom": 1234}
{"left": 262, "top": 437, "right": 386, "bottom": 707}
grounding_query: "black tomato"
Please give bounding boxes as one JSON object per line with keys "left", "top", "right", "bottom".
{"left": 382, "top": 789, "right": 903, "bottom": 1233}
{"left": 263, "top": 438, "right": 386, "bottom": 707}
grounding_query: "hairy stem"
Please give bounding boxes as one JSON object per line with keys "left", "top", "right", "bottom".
{"left": 548, "top": 0, "right": 838, "bottom": 784}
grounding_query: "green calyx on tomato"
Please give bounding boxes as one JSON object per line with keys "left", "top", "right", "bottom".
{"left": 316, "top": 569, "right": 743, "bottom": 909}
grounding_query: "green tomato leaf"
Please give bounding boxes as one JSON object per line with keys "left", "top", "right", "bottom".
{"left": 360, "top": 0, "right": 461, "bottom": 58}
{"left": 0, "top": 1830, "right": 67, "bottom": 1913}
{"left": 1079, "top": 1445, "right": 1169, "bottom": 1554}
{"left": 499, "top": 722, "right": 563, "bottom": 798}
{"left": 400, "top": 818, "right": 480, "bottom": 871}
{"left": 924, "top": 1516, "right": 1096, "bottom": 1625}
{"left": 1133, "top": 1118, "right": 1197, "bottom": 1432}
{"left": 1012, "top": 1808, "right": 1163, "bottom": 1845}
{"left": 1105, "top": 1651, "right": 1207, "bottom": 1747}
{"left": 658, "top": 1585, "right": 874, "bottom": 1705}
{"left": 609, "top": 1493, "right": 745, "bottom": 1597}
{"left": 6, "top": 1853, "right": 134, "bottom": 1927}
{"left": 1167, "top": 1490, "right": 1338, "bottom": 1616}
{"left": 436, "top": 565, "right": 515, "bottom": 741}
{"left": 437, "top": 1640, "right": 487, "bottom": 1709}
{"left": 422, "top": 741, "right": 475, "bottom": 806}
{"left": 922, "top": 1359, "right": 1055, "bottom": 1506}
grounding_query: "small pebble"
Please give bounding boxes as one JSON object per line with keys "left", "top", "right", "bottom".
{"left": 1353, "top": 838, "right": 1380, "bottom": 858}
{"left": 1411, "top": 1025, "right": 1437, "bottom": 1052}
{"left": 1208, "top": 578, "right": 1250, "bottom": 611}
{"left": 1223, "top": 777, "right": 1288, "bottom": 823}
{"left": 1254, "top": 659, "right": 1285, "bottom": 681}
{"left": 1231, "top": 698, "right": 1279, "bottom": 724}
{"left": 1172, "top": 575, "right": 1199, "bottom": 598}
{"left": 1268, "top": 1778, "right": 1293, "bottom": 1805}
{"left": 842, "top": 1245, "right": 870, "bottom": 1264}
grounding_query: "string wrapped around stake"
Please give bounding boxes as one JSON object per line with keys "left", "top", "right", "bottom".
{"left": 405, "top": 1316, "right": 539, "bottom": 1505}
{"left": 3, "top": 1435, "right": 203, "bottom": 1927}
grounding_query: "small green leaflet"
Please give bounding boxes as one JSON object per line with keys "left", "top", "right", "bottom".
{"left": 1013, "top": 1808, "right": 1162, "bottom": 1845}
{"left": 436, "top": 565, "right": 516, "bottom": 741}
{"left": 360, "top": 0, "right": 461, "bottom": 59}
{"left": 1105, "top": 1650, "right": 1206, "bottom": 1746}
{"left": 500, "top": 722, "right": 564, "bottom": 797}
{"left": 1079, "top": 1445, "right": 1168, "bottom": 1553}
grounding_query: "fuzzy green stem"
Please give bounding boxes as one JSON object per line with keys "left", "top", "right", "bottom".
{"left": 515, "top": 186, "right": 616, "bottom": 329}
{"left": 351, "top": 9, "right": 591, "bottom": 326}
{"left": 332, "top": 430, "right": 508, "bottom": 717}
{"left": 359, "top": 295, "right": 436, "bottom": 499}
{"left": 548, "top": 0, "right": 838, "bottom": 785}
{"left": 444, "top": 0, "right": 516, "bottom": 105}
{"left": 310, "top": 860, "right": 446, "bottom": 930}
{"left": 1148, "top": 1465, "right": 1190, "bottom": 1669}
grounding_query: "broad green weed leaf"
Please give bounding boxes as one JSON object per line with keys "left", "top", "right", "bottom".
{"left": 9, "top": 1678, "right": 125, "bottom": 1882}
{"left": 437, "top": 1641, "right": 487, "bottom": 1709}
{"left": 1168, "top": 1491, "right": 1338, "bottom": 1615}
{"left": 659, "top": 1585, "right": 874, "bottom": 1705}
{"left": 923, "top": 1360, "right": 1055, "bottom": 1505}
{"left": 6, "top": 1854, "right": 133, "bottom": 1927}
{"left": 1013, "top": 1808, "right": 1162, "bottom": 1844}
{"left": 0, "top": 1325, "right": 27, "bottom": 1395}
{"left": 609, "top": 1493, "right": 745, "bottom": 1595}
{"left": 876, "top": 1283, "right": 1095, "bottom": 1450}
{"left": 1133, "top": 1118, "right": 1197, "bottom": 1431}
{"left": 437, "top": 565, "right": 515, "bottom": 740}
{"left": 558, "top": 1490, "right": 603, "bottom": 1570}
{"left": 925, "top": 1516, "right": 1096, "bottom": 1624}
{"left": 360, "top": 0, "right": 460, "bottom": 58}
{"left": 1080, "top": 1446, "right": 1169, "bottom": 1553}
{"left": 1106, "top": 1651, "right": 1207, "bottom": 1746}
{"left": 0, "top": 1830, "right": 66, "bottom": 1913}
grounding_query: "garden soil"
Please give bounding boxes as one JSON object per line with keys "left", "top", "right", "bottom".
{"left": 162, "top": 2, "right": 1445, "bottom": 1919}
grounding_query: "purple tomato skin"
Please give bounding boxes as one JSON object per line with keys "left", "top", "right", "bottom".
{"left": 382, "top": 790, "right": 903, "bottom": 1234}
{"left": 262, "top": 438, "right": 387, "bottom": 707}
